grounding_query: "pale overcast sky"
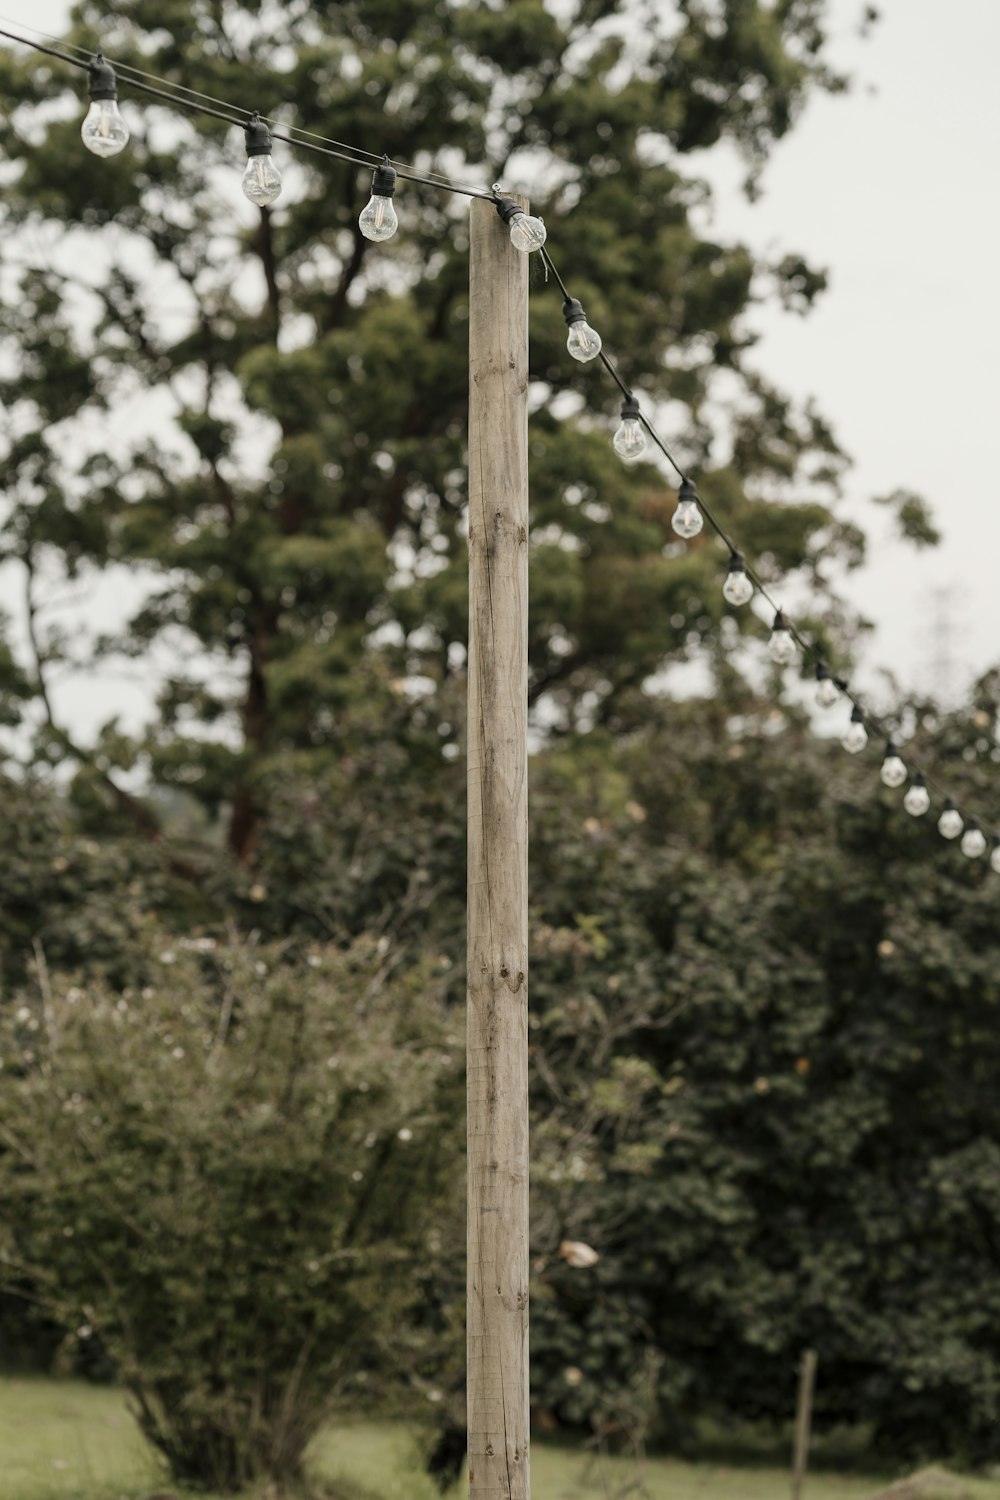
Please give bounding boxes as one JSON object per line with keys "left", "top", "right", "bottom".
{"left": 4, "top": 0, "right": 999, "bottom": 738}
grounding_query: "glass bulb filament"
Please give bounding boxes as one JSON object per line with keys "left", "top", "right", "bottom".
{"left": 672, "top": 498, "right": 703, "bottom": 539}
{"left": 81, "top": 99, "right": 129, "bottom": 157}
{"left": 612, "top": 417, "right": 647, "bottom": 462}
{"left": 723, "top": 558, "right": 753, "bottom": 606}
{"left": 566, "top": 321, "right": 602, "bottom": 362}
{"left": 359, "top": 193, "right": 399, "bottom": 242}
{"left": 242, "top": 154, "right": 282, "bottom": 206}
{"left": 509, "top": 211, "right": 546, "bottom": 253}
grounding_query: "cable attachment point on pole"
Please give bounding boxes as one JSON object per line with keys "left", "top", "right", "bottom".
{"left": 494, "top": 194, "right": 546, "bottom": 253}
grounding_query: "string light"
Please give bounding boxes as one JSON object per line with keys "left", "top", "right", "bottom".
{"left": 842, "top": 705, "right": 868, "bottom": 755}
{"left": 81, "top": 54, "right": 128, "bottom": 157}
{"left": 722, "top": 552, "right": 754, "bottom": 607}
{"left": 961, "top": 819, "right": 986, "bottom": 858}
{"left": 612, "top": 395, "right": 647, "bottom": 462}
{"left": 937, "top": 798, "right": 963, "bottom": 840}
{"left": 359, "top": 159, "right": 399, "bottom": 243}
{"left": 814, "top": 662, "right": 840, "bottom": 709}
{"left": 562, "top": 298, "right": 602, "bottom": 363}
{"left": 0, "top": 23, "right": 997, "bottom": 874}
{"left": 671, "top": 478, "right": 703, "bottom": 540}
{"left": 904, "top": 774, "right": 931, "bottom": 817}
{"left": 493, "top": 196, "right": 546, "bottom": 253}
{"left": 768, "top": 610, "right": 796, "bottom": 665}
{"left": 242, "top": 114, "right": 281, "bottom": 206}
{"left": 880, "top": 742, "right": 907, "bottom": 789}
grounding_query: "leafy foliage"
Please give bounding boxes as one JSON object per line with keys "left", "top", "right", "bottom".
{"left": 0, "top": 937, "right": 463, "bottom": 1490}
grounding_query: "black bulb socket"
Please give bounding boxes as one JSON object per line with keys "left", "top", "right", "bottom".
{"left": 772, "top": 609, "right": 789, "bottom": 633}
{"left": 563, "top": 297, "right": 589, "bottom": 327}
{"left": 816, "top": 661, "right": 830, "bottom": 682}
{"left": 727, "top": 550, "right": 746, "bottom": 573}
{"left": 87, "top": 54, "right": 118, "bottom": 102}
{"left": 911, "top": 771, "right": 927, "bottom": 788}
{"left": 678, "top": 477, "right": 698, "bottom": 503}
{"left": 371, "top": 162, "right": 396, "bottom": 198}
{"left": 494, "top": 196, "right": 524, "bottom": 226}
{"left": 244, "top": 115, "right": 273, "bottom": 157}
{"left": 942, "top": 795, "right": 957, "bottom": 812}
{"left": 885, "top": 739, "right": 899, "bottom": 757}
{"left": 850, "top": 704, "right": 865, "bottom": 725}
{"left": 620, "top": 394, "right": 640, "bottom": 422}
{"left": 966, "top": 816, "right": 981, "bottom": 832}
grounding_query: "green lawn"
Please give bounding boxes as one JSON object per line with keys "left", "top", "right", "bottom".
{"left": 2, "top": 1376, "right": 998, "bottom": 1500}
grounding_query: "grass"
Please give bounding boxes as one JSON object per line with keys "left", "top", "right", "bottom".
{"left": 3, "top": 1375, "right": 1000, "bottom": 1500}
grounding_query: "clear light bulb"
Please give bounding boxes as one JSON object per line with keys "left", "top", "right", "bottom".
{"left": 508, "top": 211, "right": 547, "bottom": 253}
{"left": 991, "top": 838, "right": 1000, "bottom": 874}
{"left": 359, "top": 161, "right": 399, "bottom": 243}
{"left": 768, "top": 610, "right": 796, "bottom": 665}
{"left": 903, "top": 775, "right": 930, "bottom": 817}
{"left": 671, "top": 478, "right": 703, "bottom": 539}
{"left": 242, "top": 115, "right": 282, "bottom": 206}
{"left": 961, "top": 821, "right": 986, "bottom": 858}
{"left": 880, "top": 744, "right": 907, "bottom": 788}
{"left": 494, "top": 193, "right": 547, "bottom": 253}
{"left": 723, "top": 553, "right": 753, "bottom": 607}
{"left": 81, "top": 55, "right": 129, "bottom": 158}
{"left": 612, "top": 395, "right": 647, "bottom": 461}
{"left": 937, "top": 800, "right": 963, "bottom": 840}
{"left": 842, "top": 707, "right": 868, "bottom": 754}
{"left": 815, "top": 664, "right": 840, "bottom": 709}
{"left": 563, "top": 296, "right": 602, "bottom": 362}
{"left": 82, "top": 99, "right": 129, "bottom": 157}
{"left": 566, "top": 320, "right": 602, "bottom": 362}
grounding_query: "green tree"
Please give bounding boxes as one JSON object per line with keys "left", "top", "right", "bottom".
{"left": 0, "top": 0, "right": 884, "bottom": 867}
{"left": 0, "top": 936, "right": 463, "bottom": 1490}
{"left": 524, "top": 684, "right": 1000, "bottom": 1465}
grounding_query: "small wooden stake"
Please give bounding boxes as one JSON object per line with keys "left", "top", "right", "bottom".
{"left": 791, "top": 1349, "right": 818, "bottom": 1500}
{"left": 466, "top": 194, "right": 530, "bottom": 1498}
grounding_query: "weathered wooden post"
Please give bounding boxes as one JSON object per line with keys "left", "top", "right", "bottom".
{"left": 791, "top": 1348, "right": 818, "bottom": 1500}
{"left": 466, "top": 193, "right": 531, "bottom": 1498}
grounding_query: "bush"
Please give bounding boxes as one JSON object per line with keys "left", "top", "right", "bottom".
{"left": 0, "top": 934, "right": 463, "bottom": 1491}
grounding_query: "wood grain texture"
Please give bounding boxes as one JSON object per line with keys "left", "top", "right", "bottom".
{"left": 466, "top": 194, "right": 530, "bottom": 1500}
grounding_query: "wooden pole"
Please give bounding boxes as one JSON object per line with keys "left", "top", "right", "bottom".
{"left": 466, "top": 193, "right": 530, "bottom": 1499}
{"left": 791, "top": 1349, "right": 818, "bottom": 1500}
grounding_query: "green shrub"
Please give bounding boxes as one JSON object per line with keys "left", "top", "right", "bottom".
{"left": 0, "top": 934, "right": 462, "bottom": 1492}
